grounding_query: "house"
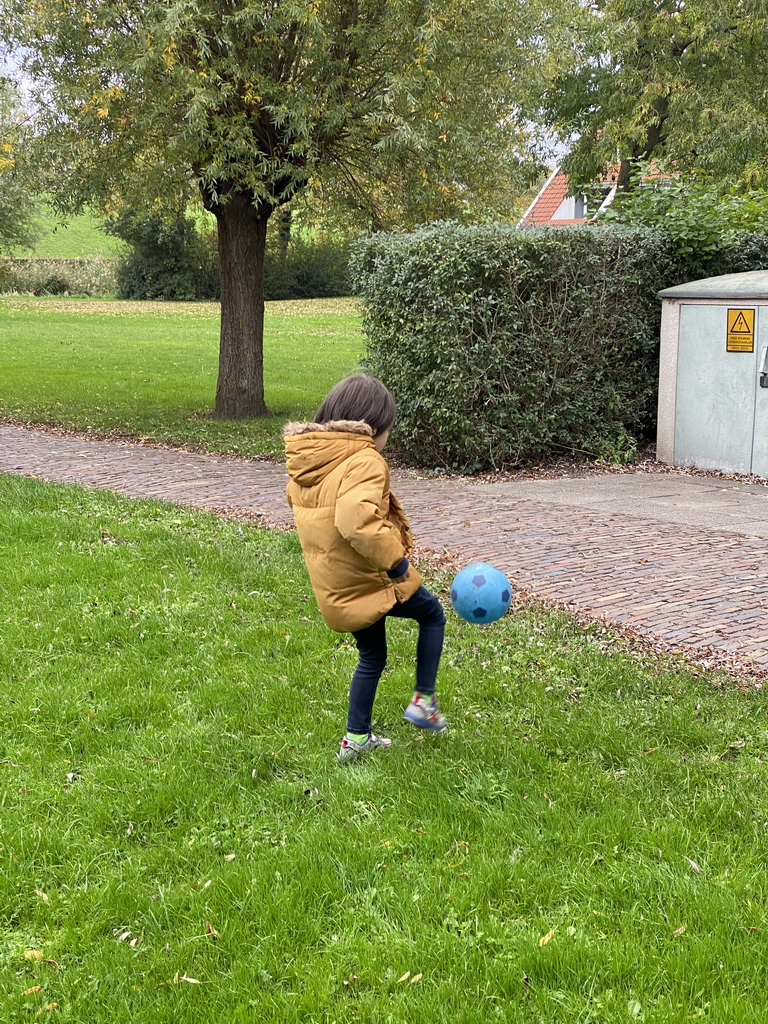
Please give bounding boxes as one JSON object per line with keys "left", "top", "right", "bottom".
{"left": 518, "top": 167, "right": 618, "bottom": 227}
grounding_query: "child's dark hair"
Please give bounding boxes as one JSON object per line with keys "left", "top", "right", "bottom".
{"left": 315, "top": 374, "right": 396, "bottom": 437}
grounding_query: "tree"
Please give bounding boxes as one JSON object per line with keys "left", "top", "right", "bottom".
{"left": 1, "top": 0, "right": 549, "bottom": 418}
{"left": 544, "top": 0, "right": 768, "bottom": 190}
{"left": 0, "top": 78, "right": 38, "bottom": 253}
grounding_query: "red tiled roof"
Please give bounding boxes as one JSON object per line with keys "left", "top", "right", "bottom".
{"left": 519, "top": 164, "right": 622, "bottom": 228}
{"left": 521, "top": 172, "right": 571, "bottom": 226}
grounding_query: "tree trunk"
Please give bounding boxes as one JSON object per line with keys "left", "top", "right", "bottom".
{"left": 213, "top": 193, "right": 272, "bottom": 419}
{"left": 617, "top": 95, "right": 670, "bottom": 192}
{"left": 278, "top": 207, "right": 292, "bottom": 260}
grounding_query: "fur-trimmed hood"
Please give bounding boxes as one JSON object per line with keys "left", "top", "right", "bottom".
{"left": 283, "top": 419, "right": 376, "bottom": 488}
{"left": 282, "top": 419, "right": 373, "bottom": 438}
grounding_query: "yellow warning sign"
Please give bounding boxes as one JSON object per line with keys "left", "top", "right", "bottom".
{"left": 727, "top": 308, "right": 755, "bottom": 352}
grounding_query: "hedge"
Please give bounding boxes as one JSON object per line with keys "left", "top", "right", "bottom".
{"left": 0, "top": 257, "right": 118, "bottom": 296}
{"left": 350, "top": 223, "right": 768, "bottom": 471}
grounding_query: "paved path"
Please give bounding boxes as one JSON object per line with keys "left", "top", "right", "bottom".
{"left": 1, "top": 424, "right": 767, "bottom": 673}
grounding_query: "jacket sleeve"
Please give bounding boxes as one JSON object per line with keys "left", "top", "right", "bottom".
{"left": 334, "top": 454, "right": 407, "bottom": 571}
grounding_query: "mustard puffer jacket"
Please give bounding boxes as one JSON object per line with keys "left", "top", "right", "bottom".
{"left": 283, "top": 420, "right": 423, "bottom": 632}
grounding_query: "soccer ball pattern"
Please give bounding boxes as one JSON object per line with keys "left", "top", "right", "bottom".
{"left": 450, "top": 562, "right": 512, "bottom": 624}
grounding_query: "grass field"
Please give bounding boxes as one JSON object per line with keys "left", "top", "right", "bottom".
{"left": 0, "top": 297, "right": 363, "bottom": 458}
{"left": 14, "top": 206, "right": 122, "bottom": 259}
{"left": 2, "top": 474, "right": 768, "bottom": 1023}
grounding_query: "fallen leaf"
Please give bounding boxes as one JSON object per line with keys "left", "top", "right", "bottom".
{"left": 34, "top": 889, "right": 49, "bottom": 903}
{"left": 685, "top": 858, "right": 701, "bottom": 875}
{"left": 35, "top": 1004, "right": 58, "bottom": 1016}
{"left": 409, "top": 973, "right": 423, "bottom": 985}
{"left": 223, "top": 853, "right": 236, "bottom": 862}
{"left": 205, "top": 921, "right": 219, "bottom": 939}
{"left": 672, "top": 924, "right": 687, "bottom": 937}
{"left": 23, "top": 950, "right": 43, "bottom": 961}
{"left": 20, "top": 987, "right": 43, "bottom": 996}
{"left": 396, "top": 972, "right": 410, "bottom": 984}
{"left": 538, "top": 926, "right": 558, "bottom": 947}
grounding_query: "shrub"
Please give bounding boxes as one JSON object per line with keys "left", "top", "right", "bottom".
{"left": 350, "top": 222, "right": 768, "bottom": 471}
{"left": 264, "top": 234, "right": 352, "bottom": 300}
{"left": 34, "top": 274, "right": 70, "bottom": 296}
{"left": 108, "top": 209, "right": 219, "bottom": 301}
{"left": 108, "top": 207, "right": 351, "bottom": 302}
{"left": 595, "top": 163, "right": 768, "bottom": 259}
{"left": 0, "top": 257, "right": 118, "bottom": 295}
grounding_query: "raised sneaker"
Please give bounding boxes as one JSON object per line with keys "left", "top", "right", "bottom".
{"left": 403, "top": 694, "right": 448, "bottom": 732}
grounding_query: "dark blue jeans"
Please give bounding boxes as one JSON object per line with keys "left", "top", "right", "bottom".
{"left": 347, "top": 586, "right": 446, "bottom": 735}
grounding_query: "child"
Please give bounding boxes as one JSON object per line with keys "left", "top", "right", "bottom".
{"left": 283, "top": 373, "right": 447, "bottom": 761}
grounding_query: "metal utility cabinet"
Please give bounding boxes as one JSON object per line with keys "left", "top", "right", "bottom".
{"left": 657, "top": 270, "right": 768, "bottom": 476}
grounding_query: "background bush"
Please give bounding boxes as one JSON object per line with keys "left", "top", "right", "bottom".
{"left": 109, "top": 207, "right": 352, "bottom": 302}
{"left": 351, "top": 222, "right": 768, "bottom": 471}
{"left": 0, "top": 256, "right": 118, "bottom": 295}
{"left": 108, "top": 209, "right": 219, "bottom": 301}
{"left": 264, "top": 233, "right": 351, "bottom": 300}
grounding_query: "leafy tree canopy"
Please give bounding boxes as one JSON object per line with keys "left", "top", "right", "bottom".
{"left": 545, "top": 0, "right": 768, "bottom": 188}
{"left": 3, "top": 0, "right": 549, "bottom": 223}
{"left": 0, "top": 77, "right": 38, "bottom": 252}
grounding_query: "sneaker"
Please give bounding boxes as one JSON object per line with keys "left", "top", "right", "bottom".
{"left": 336, "top": 733, "right": 392, "bottom": 762}
{"left": 403, "top": 694, "right": 448, "bottom": 732}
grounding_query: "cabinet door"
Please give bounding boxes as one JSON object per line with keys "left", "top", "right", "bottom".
{"left": 750, "top": 307, "right": 768, "bottom": 476}
{"left": 675, "top": 304, "right": 757, "bottom": 474}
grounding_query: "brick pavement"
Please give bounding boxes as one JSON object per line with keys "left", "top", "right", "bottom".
{"left": 1, "top": 423, "right": 767, "bottom": 672}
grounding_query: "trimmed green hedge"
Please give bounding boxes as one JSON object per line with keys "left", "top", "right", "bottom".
{"left": 350, "top": 223, "right": 768, "bottom": 470}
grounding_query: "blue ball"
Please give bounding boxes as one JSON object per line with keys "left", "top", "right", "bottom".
{"left": 450, "top": 562, "right": 512, "bottom": 624}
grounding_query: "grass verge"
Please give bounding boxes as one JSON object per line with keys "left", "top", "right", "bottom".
{"left": 2, "top": 474, "right": 768, "bottom": 1022}
{"left": 0, "top": 297, "right": 363, "bottom": 458}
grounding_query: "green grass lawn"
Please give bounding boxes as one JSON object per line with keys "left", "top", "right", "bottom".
{"left": 0, "top": 297, "right": 363, "bottom": 458}
{"left": 2, "top": 474, "right": 768, "bottom": 1023}
{"left": 13, "top": 206, "right": 123, "bottom": 259}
